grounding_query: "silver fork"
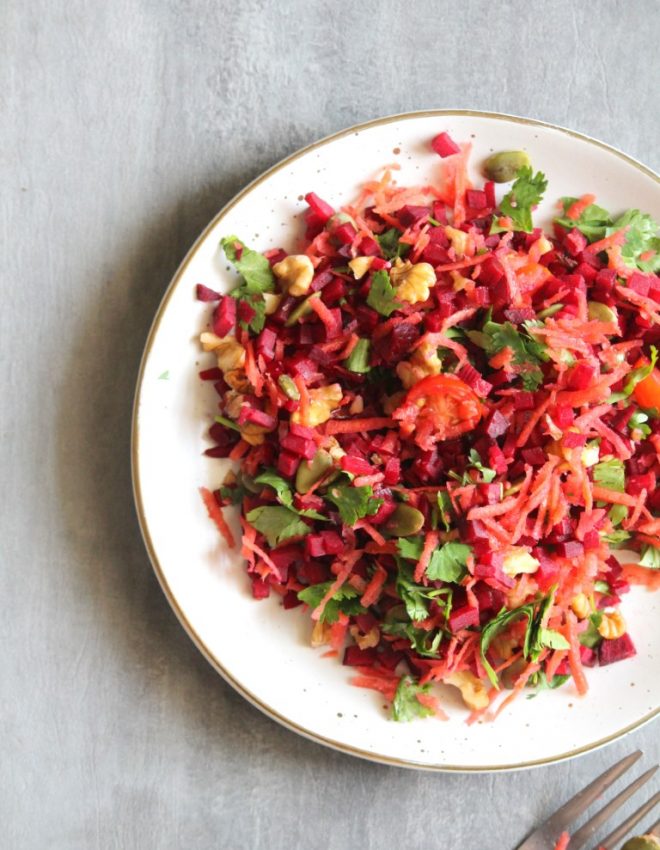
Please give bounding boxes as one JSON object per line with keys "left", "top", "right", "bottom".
{"left": 517, "top": 751, "right": 660, "bottom": 850}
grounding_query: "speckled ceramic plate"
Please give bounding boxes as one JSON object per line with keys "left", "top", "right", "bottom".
{"left": 132, "top": 111, "right": 660, "bottom": 771}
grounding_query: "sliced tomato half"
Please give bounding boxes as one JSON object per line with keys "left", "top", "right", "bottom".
{"left": 394, "top": 374, "right": 485, "bottom": 449}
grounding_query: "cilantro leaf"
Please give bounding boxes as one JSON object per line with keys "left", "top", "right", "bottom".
{"left": 393, "top": 562, "right": 452, "bottom": 623}
{"left": 608, "top": 503, "right": 628, "bottom": 527}
{"left": 344, "top": 338, "right": 371, "bottom": 373}
{"left": 468, "top": 320, "right": 547, "bottom": 390}
{"left": 436, "top": 490, "right": 453, "bottom": 531}
{"left": 426, "top": 542, "right": 472, "bottom": 583}
{"left": 499, "top": 167, "right": 548, "bottom": 233}
{"left": 254, "top": 469, "right": 327, "bottom": 520}
{"left": 221, "top": 236, "right": 275, "bottom": 294}
{"left": 366, "top": 270, "right": 402, "bottom": 317}
{"left": 593, "top": 457, "right": 625, "bottom": 492}
{"left": 396, "top": 537, "right": 424, "bottom": 561}
{"left": 383, "top": 621, "right": 444, "bottom": 659}
{"left": 376, "top": 228, "right": 410, "bottom": 261}
{"left": 639, "top": 544, "right": 660, "bottom": 569}
{"left": 297, "top": 582, "right": 365, "bottom": 624}
{"left": 245, "top": 505, "right": 309, "bottom": 547}
{"left": 529, "top": 670, "right": 571, "bottom": 691}
{"left": 325, "top": 483, "right": 383, "bottom": 526}
{"left": 537, "top": 628, "right": 570, "bottom": 651}
{"left": 611, "top": 209, "right": 660, "bottom": 274}
{"left": 600, "top": 528, "right": 631, "bottom": 547}
{"left": 555, "top": 198, "right": 611, "bottom": 240}
{"left": 467, "top": 449, "right": 497, "bottom": 483}
{"left": 480, "top": 603, "right": 536, "bottom": 687}
{"left": 391, "top": 676, "right": 435, "bottom": 722}
{"left": 623, "top": 345, "right": 658, "bottom": 395}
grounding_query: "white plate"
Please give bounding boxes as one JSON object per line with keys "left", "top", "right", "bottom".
{"left": 132, "top": 111, "right": 660, "bottom": 771}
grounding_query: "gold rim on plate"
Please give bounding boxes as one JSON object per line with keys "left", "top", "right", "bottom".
{"left": 131, "top": 109, "right": 660, "bottom": 772}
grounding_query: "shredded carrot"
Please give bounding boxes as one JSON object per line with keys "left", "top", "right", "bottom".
{"left": 199, "top": 487, "right": 236, "bottom": 548}
{"left": 294, "top": 374, "right": 310, "bottom": 423}
{"left": 228, "top": 439, "right": 250, "bottom": 461}
{"left": 433, "top": 253, "right": 490, "bottom": 273}
{"left": 311, "top": 567, "right": 352, "bottom": 622}
{"left": 354, "top": 520, "right": 386, "bottom": 546}
{"left": 622, "top": 563, "right": 660, "bottom": 590}
{"left": 360, "top": 565, "right": 388, "bottom": 607}
{"left": 414, "top": 531, "right": 439, "bottom": 583}
{"left": 566, "top": 612, "right": 588, "bottom": 696}
{"left": 325, "top": 417, "right": 394, "bottom": 435}
{"left": 585, "top": 227, "right": 628, "bottom": 254}
{"left": 553, "top": 832, "right": 571, "bottom": 850}
{"left": 591, "top": 486, "right": 640, "bottom": 507}
{"left": 566, "top": 193, "right": 596, "bottom": 220}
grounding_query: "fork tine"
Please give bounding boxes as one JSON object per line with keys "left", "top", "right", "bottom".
{"left": 524, "top": 750, "right": 643, "bottom": 842}
{"left": 595, "top": 791, "right": 660, "bottom": 850}
{"left": 569, "top": 766, "right": 658, "bottom": 849}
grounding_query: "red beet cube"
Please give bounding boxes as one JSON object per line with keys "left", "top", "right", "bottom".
{"left": 522, "top": 447, "right": 546, "bottom": 466}
{"left": 562, "top": 431, "right": 587, "bottom": 448}
{"left": 431, "top": 131, "right": 460, "bottom": 158}
{"left": 212, "top": 296, "right": 236, "bottom": 337}
{"left": 340, "top": 455, "right": 376, "bottom": 476}
{"left": 320, "top": 531, "right": 345, "bottom": 555}
{"left": 359, "top": 235, "right": 381, "bottom": 256}
{"left": 304, "top": 192, "right": 334, "bottom": 223}
{"left": 333, "top": 222, "right": 357, "bottom": 246}
{"left": 513, "top": 392, "right": 536, "bottom": 410}
{"left": 280, "top": 432, "right": 316, "bottom": 459}
{"left": 305, "top": 534, "right": 327, "bottom": 558}
{"left": 256, "top": 327, "right": 277, "bottom": 360}
{"left": 448, "top": 605, "right": 480, "bottom": 632}
{"left": 397, "top": 205, "right": 429, "bottom": 227}
{"left": 457, "top": 364, "right": 493, "bottom": 398}
{"left": 599, "top": 633, "right": 636, "bottom": 666}
{"left": 552, "top": 406, "right": 575, "bottom": 428}
{"left": 196, "top": 283, "right": 221, "bottom": 302}
{"left": 478, "top": 483, "right": 501, "bottom": 504}
{"left": 343, "top": 646, "right": 378, "bottom": 667}
{"left": 251, "top": 577, "right": 270, "bottom": 599}
{"left": 567, "top": 362, "right": 598, "bottom": 391}
{"left": 199, "top": 367, "right": 224, "bottom": 381}
{"left": 277, "top": 451, "right": 300, "bottom": 477}
{"left": 629, "top": 272, "right": 651, "bottom": 297}
{"left": 556, "top": 540, "right": 584, "bottom": 559}
{"left": 466, "top": 189, "right": 488, "bottom": 210}
{"left": 485, "top": 409, "right": 510, "bottom": 439}
{"left": 564, "top": 228, "right": 588, "bottom": 257}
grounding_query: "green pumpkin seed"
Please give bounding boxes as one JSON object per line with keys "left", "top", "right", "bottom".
{"left": 622, "top": 837, "right": 660, "bottom": 850}
{"left": 278, "top": 374, "right": 300, "bottom": 400}
{"left": 285, "top": 292, "right": 320, "bottom": 327}
{"left": 484, "top": 150, "right": 531, "bottom": 183}
{"left": 238, "top": 472, "right": 261, "bottom": 494}
{"left": 588, "top": 301, "right": 618, "bottom": 323}
{"left": 384, "top": 504, "right": 425, "bottom": 537}
{"left": 295, "top": 449, "right": 334, "bottom": 494}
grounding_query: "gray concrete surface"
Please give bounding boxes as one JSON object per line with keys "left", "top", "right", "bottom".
{"left": 1, "top": 1, "right": 659, "bottom": 848}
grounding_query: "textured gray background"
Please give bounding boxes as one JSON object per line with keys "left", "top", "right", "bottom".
{"left": 2, "top": 1, "right": 659, "bottom": 848}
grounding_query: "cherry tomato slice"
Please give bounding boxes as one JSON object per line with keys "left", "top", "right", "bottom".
{"left": 632, "top": 357, "right": 660, "bottom": 410}
{"left": 395, "top": 374, "right": 485, "bottom": 448}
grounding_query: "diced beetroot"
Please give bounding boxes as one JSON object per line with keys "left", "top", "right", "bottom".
{"left": 464, "top": 519, "right": 490, "bottom": 544}
{"left": 251, "top": 576, "right": 270, "bottom": 599}
{"left": 431, "top": 201, "right": 448, "bottom": 223}
{"left": 478, "top": 256, "right": 505, "bottom": 287}
{"left": 321, "top": 278, "right": 347, "bottom": 305}
{"left": 239, "top": 408, "right": 277, "bottom": 430}
{"left": 289, "top": 423, "right": 316, "bottom": 440}
{"left": 628, "top": 472, "right": 656, "bottom": 495}
{"left": 369, "top": 500, "right": 397, "bottom": 526}
{"left": 533, "top": 550, "right": 560, "bottom": 589}
{"left": 556, "top": 540, "right": 584, "bottom": 559}
{"left": 370, "top": 257, "right": 390, "bottom": 271}
{"left": 320, "top": 530, "right": 345, "bottom": 555}
{"left": 552, "top": 406, "right": 575, "bottom": 428}
{"left": 562, "top": 431, "right": 587, "bottom": 448}
{"left": 310, "top": 268, "right": 335, "bottom": 292}
{"left": 472, "top": 287, "right": 491, "bottom": 307}
{"left": 448, "top": 605, "right": 480, "bottom": 632}
{"left": 359, "top": 235, "right": 381, "bottom": 256}
{"left": 212, "top": 296, "right": 236, "bottom": 337}
{"left": 599, "top": 633, "right": 636, "bottom": 666}
{"left": 629, "top": 271, "right": 652, "bottom": 297}
{"left": 196, "top": 283, "right": 221, "bottom": 302}
{"left": 199, "top": 367, "right": 224, "bottom": 381}
{"left": 597, "top": 593, "right": 622, "bottom": 609}
{"left": 466, "top": 189, "right": 488, "bottom": 210}
{"left": 580, "top": 645, "right": 598, "bottom": 668}
{"left": 294, "top": 493, "right": 324, "bottom": 514}
{"left": 343, "top": 646, "right": 378, "bottom": 667}
{"left": 478, "top": 483, "right": 501, "bottom": 504}
{"left": 574, "top": 261, "right": 598, "bottom": 282}
{"left": 567, "top": 362, "right": 598, "bottom": 391}
{"left": 340, "top": 455, "right": 376, "bottom": 476}
{"left": 256, "top": 327, "right": 277, "bottom": 360}
{"left": 397, "top": 205, "right": 429, "bottom": 227}
{"left": 213, "top": 380, "right": 228, "bottom": 396}
{"left": 304, "top": 191, "right": 334, "bottom": 223}
{"left": 521, "top": 447, "right": 546, "bottom": 466}
{"left": 483, "top": 181, "right": 496, "bottom": 208}
{"left": 280, "top": 432, "right": 316, "bottom": 459}
{"left": 457, "top": 364, "right": 493, "bottom": 398}
{"left": 431, "top": 131, "right": 460, "bottom": 158}
{"left": 504, "top": 307, "right": 536, "bottom": 323}
{"left": 269, "top": 544, "right": 302, "bottom": 571}
{"left": 582, "top": 530, "right": 600, "bottom": 550}
{"left": 421, "top": 241, "right": 451, "bottom": 265}
{"left": 488, "top": 444, "right": 508, "bottom": 474}
{"left": 237, "top": 299, "right": 256, "bottom": 325}
{"left": 204, "top": 445, "right": 234, "bottom": 458}
{"left": 333, "top": 222, "right": 357, "bottom": 246}
{"left": 277, "top": 451, "right": 300, "bottom": 477}
{"left": 282, "top": 591, "right": 302, "bottom": 609}
{"left": 564, "top": 228, "right": 588, "bottom": 256}
{"left": 512, "top": 392, "right": 535, "bottom": 410}
{"left": 305, "top": 534, "right": 327, "bottom": 558}
{"left": 382, "top": 457, "right": 401, "bottom": 486}
{"left": 485, "top": 409, "right": 510, "bottom": 439}
{"left": 595, "top": 267, "right": 617, "bottom": 289}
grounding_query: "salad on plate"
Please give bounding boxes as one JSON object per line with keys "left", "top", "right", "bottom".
{"left": 196, "top": 131, "right": 660, "bottom": 723}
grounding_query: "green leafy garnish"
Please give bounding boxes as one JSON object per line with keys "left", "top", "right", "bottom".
{"left": 594, "top": 580, "right": 610, "bottom": 594}
{"left": 600, "top": 528, "right": 631, "bottom": 547}
{"left": 529, "top": 671, "right": 571, "bottom": 691}
{"left": 253, "top": 469, "right": 326, "bottom": 520}
{"left": 325, "top": 483, "right": 383, "bottom": 526}
{"left": 499, "top": 166, "right": 548, "bottom": 233}
{"left": 366, "top": 270, "right": 402, "bottom": 317}
{"left": 221, "top": 236, "right": 275, "bottom": 293}
{"left": 376, "top": 228, "right": 410, "bottom": 260}
{"left": 593, "top": 457, "right": 625, "bottom": 492}
{"left": 639, "top": 544, "right": 660, "bottom": 569}
{"left": 344, "top": 338, "right": 371, "bottom": 373}
{"left": 467, "top": 449, "right": 497, "bottom": 483}
{"left": 397, "top": 537, "right": 424, "bottom": 561}
{"left": 628, "top": 410, "right": 651, "bottom": 437}
{"left": 297, "top": 582, "right": 365, "bottom": 624}
{"left": 426, "top": 542, "right": 472, "bottom": 583}
{"left": 467, "top": 320, "right": 548, "bottom": 391}
{"left": 623, "top": 345, "right": 658, "bottom": 396}
{"left": 480, "top": 603, "right": 536, "bottom": 687}
{"left": 608, "top": 503, "right": 629, "bottom": 527}
{"left": 437, "top": 490, "right": 453, "bottom": 531}
{"left": 391, "top": 676, "right": 435, "bottom": 722}
{"left": 245, "top": 505, "right": 309, "bottom": 547}
{"left": 218, "top": 483, "right": 247, "bottom": 505}
{"left": 393, "top": 562, "right": 452, "bottom": 623}
{"left": 537, "top": 628, "right": 570, "bottom": 651}
{"left": 554, "top": 202, "right": 660, "bottom": 273}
